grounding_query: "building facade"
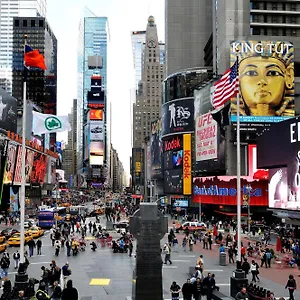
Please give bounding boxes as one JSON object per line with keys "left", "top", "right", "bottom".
{"left": 165, "top": 0, "right": 212, "bottom": 76}
{"left": 0, "top": 0, "right": 47, "bottom": 94}
{"left": 77, "top": 10, "right": 110, "bottom": 188}
{"left": 12, "top": 16, "right": 57, "bottom": 150}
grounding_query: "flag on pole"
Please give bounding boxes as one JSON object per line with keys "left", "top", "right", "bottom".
{"left": 24, "top": 45, "right": 47, "bottom": 70}
{"left": 32, "top": 111, "right": 71, "bottom": 135}
{"left": 212, "top": 59, "right": 239, "bottom": 109}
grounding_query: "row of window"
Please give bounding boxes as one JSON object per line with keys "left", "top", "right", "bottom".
{"left": 251, "top": 26, "right": 300, "bottom": 37}
{"left": 251, "top": 14, "right": 299, "bottom": 24}
{"left": 14, "top": 19, "right": 44, "bottom": 28}
{"left": 251, "top": 1, "right": 298, "bottom": 11}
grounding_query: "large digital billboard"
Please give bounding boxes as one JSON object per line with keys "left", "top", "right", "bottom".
{"left": 87, "top": 91, "right": 105, "bottom": 109}
{"left": 183, "top": 134, "right": 192, "bottom": 195}
{"left": 230, "top": 41, "right": 294, "bottom": 123}
{"left": 162, "top": 98, "right": 194, "bottom": 137}
{"left": 0, "top": 88, "right": 17, "bottom": 133}
{"left": 90, "top": 121, "right": 104, "bottom": 141}
{"left": 132, "top": 148, "right": 144, "bottom": 186}
{"left": 150, "top": 119, "right": 163, "bottom": 179}
{"left": 89, "top": 109, "right": 103, "bottom": 121}
{"left": 164, "top": 169, "right": 183, "bottom": 194}
{"left": 90, "top": 141, "right": 104, "bottom": 156}
{"left": 3, "top": 143, "right": 17, "bottom": 184}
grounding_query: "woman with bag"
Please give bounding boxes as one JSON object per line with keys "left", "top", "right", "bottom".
{"left": 250, "top": 260, "right": 260, "bottom": 283}
{"left": 285, "top": 274, "right": 296, "bottom": 300}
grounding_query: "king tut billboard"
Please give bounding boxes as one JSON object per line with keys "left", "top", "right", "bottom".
{"left": 230, "top": 41, "right": 294, "bottom": 123}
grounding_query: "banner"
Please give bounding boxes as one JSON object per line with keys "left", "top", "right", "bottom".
{"left": 230, "top": 40, "right": 294, "bottom": 123}
{"left": 90, "top": 121, "right": 104, "bottom": 141}
{"left": 25, "top": 149, "right": 35, "bottom": 183}
{"left": 31, "top": 152, "right": 48, "bottom": 184}
{"left": 13, "top": 146, "right": 23, "bottom": 185}
{"left": 150, "top": 119, "right": 163, "bottom": 179}
{"left": 9, "top": 187, "right": 19, "bottom": 213}
{"left": 195, "top": 112, "right": 218, "bottom": 161}
{"left": 3, "top": 143, "right": 17, "bottom": 184}
{"left": 90, "top": 109, "right": 103, "bottom": 120}
{"left": 183, "top": 134, "right": 192, "bottom": 195}
{"left": 0, "top": 88, "right": 17, "bottom": 133}
{"left": 32, "top": 111, "right": 71, "bottom": 134}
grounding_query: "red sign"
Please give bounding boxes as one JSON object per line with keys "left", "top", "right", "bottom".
{"left": 30, "top": 152, "right": 48, "bottom": 184}
{"left": 164, "top": 136, "right": 182, "bottom": 152}
{"left": 193, "top": 176, "right": 268, "bottom": 206}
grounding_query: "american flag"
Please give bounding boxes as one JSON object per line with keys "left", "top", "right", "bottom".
{"left": 212, "top": 59, "right": 239, "bottom": 109}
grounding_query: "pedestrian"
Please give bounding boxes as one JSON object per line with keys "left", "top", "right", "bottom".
{"left": 250, "top": 260, "right": 260, "bottom": 283}
{"left": 128, "top": 241, "right": 133, "bottom": 257}
{"left": 65, "top": 239, "right": 71, "bottom": 257}
{"left": 189, "top": 236, "right": 194, "bottom": 252}
{"left": 62, "top": 262, "right": 72, "bottom": 288}
{"left": 54, "top": 239, "right": 61, "bottom": 256}
{"left": 13, "top": 250, "right": 20, "bottom": 269}
{"left": 196, "top": 255, "right": 204, "bottom": 270}
{"left": 61, "top": 279, "right": 78, "bottom": 300}
{"left": 50, "top": 281, "right": 62, "bottom": 300}
{"left": 0, "top": 253, "right": 9, "bottom": 278}
{"left": 285, "top": 274, "right": 296, "bottom": 300}
{"left": 41, "top": 266, "right": 50, "bottom": 292}
{"left": 202, "top": 273, "right": 215, "bottom": 300}
{"left": 35, "top": 282, "right": 50, "bottom": 300}
{"left": 182, "top": 279, "right": 193, "bottom": 300}
{"left": 28, "top": 239, "right": 36, "bottom": 257}
{"left": 228, "top": 246, "right": 235, "bottom": 264}
{"left": 203, "top": 234, "right": 208, "bottom": 249}
{"left": 182, "top": 236, "right": 187, "bottom": 252}
{"left": 235, "top": 286, "right": 249, "bottom": 299}
{"left": 241, "top": 258, "right": 250, "bottom": 276}
{"left": 208, "top": 234, "right": 213, "bottom": 250}
{"left": 163, "top": 243, "right": 172, "bottom": 265}
{"left": 170, "top": 281, "right": 181, "bottom": 300}
{"left": 88, "top": 221, "right": 92, "bottom": 233}
{"left": 37, "top": 238, "right": 42, "bottom": 255}
{"left": 266, "top": 250, "right": 272, "bottom": 268}
{"left": 192, "top": 277, "right": 202, "bottom": 300}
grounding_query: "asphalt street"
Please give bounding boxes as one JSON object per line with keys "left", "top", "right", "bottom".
{"left": 0, "top": 214, "right": 295, "bottom": 300}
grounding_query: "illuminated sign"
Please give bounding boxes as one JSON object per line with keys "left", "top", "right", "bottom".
{"left": 183, "top": 134, "right": 192, "bottom": 195}
{"left": 164, "top": 136, "right": 182, "bottom": 152}
{"left": 194, "top": 185, "right": 262, "bottom": 197}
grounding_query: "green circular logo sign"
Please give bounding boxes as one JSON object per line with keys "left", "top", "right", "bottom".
{"left": 45, "top": 117, "right": 62, "bottom": 131}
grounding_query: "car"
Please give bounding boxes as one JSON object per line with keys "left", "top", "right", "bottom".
{"left": 113, "top": 220, "right": 129, "bottom": 229}
{"left": 176, "top": 221, "right": 207, "bottom": 232}
{"left": 26, "top": 226, "right": 44, "bottom": 238}
{"left": 7, "top": 232, "right": 33, "bottom": 246}
{"left": 250, "top": 224, "right": 270, "bottom": 233}
{"left": 0, "top": 243, "right": 6, "bottom": 253}
{"left": 0, "top": 235, "right": 5, "bottom": 243}
{"left": 24, "top": 221, "right": 33, "bottom": 229}
{"left": 1, "top": 228, "right": 19, "bottom": 239}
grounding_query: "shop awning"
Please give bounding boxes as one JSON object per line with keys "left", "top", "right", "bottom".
{"left": 214, "top": 210, "right": 248, "bottom": 217}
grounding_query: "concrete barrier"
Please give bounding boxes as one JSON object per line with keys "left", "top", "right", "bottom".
{"left": 212, "top": 290, "right": 232, "bottom": 300}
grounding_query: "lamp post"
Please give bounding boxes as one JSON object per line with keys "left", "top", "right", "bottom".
{"left": 245, "top": 185, "right": 252, "bottom": 234}
{"left": 198, "top": 200, "right": 202, "bottom": 222}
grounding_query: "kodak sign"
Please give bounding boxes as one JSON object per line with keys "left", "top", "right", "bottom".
{"left": 183, "top": 134, "right": 192, "bottom": 195}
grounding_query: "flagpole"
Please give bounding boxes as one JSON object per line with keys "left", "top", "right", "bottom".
{"left": 20, "top": 35, "right": 28, "bottom": 264}
{"left": 236, "top": 53, "right": 242, "bottom": 268}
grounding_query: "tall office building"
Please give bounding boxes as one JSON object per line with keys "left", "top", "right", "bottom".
{"left": 132, "top": 16, "right": 165, "bottom": 148}
{"left": 12, "top": 16, "right": 57, "bottom": 150}
{"left": 0, "top": 0, "right": 47, "bottom": 94}
{"left": 77, "top": 8, "right": 110, "bottom": 186}
{"left": 165, "top": 0, "right": 212, "bottom": 76}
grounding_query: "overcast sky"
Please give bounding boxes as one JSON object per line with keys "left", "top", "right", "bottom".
{"left": 47, "top": 0, "right": 165, "bottom": 176}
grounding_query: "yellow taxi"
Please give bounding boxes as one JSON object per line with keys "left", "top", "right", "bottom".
{"left": 0, "top": 243, "right": 6, "bottom": 252}
{"left": 26, "top": 226, "right": 44, "bottom": 238}
{"left": 7, "top": 232, "right": 33, "bottom": 246}
{"left": 0, "top": 235, "right": 5, "bottom": 243}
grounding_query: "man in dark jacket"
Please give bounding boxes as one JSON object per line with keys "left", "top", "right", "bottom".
{"left": 193, "top": 277, "right": 202, "bottom": 300}
{"left": 235, "top": 287, "right": 250, "bottom": 299}
{"left": 242, "top": 258, "right": 251, "bottom": 276}
{"left": 62, "top": 280, "right": 78, "bottom": 300}
{"left": 182, "top": 279, "right": 193, "bottom": 300}
{"left": 202, "top": 273, "right": 215, "bottom": 300}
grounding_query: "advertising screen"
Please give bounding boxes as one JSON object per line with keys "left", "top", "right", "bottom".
{"left": 0, "top": 88, "right": 17, "bottom": 133}
{"left": 163, "top": 151, "right": 173, "bottom": 170}
{"left": 90, "top": 141, "right": 104, "bottom": 156}
{"left": 183, "top": 134, "right": 192, "bottom": 195}
{"left": 230, "top": 41, "right": 294, "bottom": 123}
{"left": 162, "top": 98, "right": 194, "bottom": 137}
{"left": 91, "top": 77, "right": 102, "bottom": 90}
{"left": 150, "top": 119, "right": 163, "bottom": 179}
{"left": 90, "top": 121, "right": 104, "bottom": 141}
{"left": 3, "top": 143, "right": 17, "bottom": 184}
{"left": 90, "top": 155, "right": 104, "bottom": 166}
{"left": 173, "top": 150, "right": 183, "bottom": 167}
{"left": 195, "top": 112, "right": 218, "bottom": 161}
{"left": 13, "top": 146, "right": 23, "bottom": 185}
{"left": 132, "top": 148, "right": 144, "bottom": 186}
{"left": 173, "top": 199, "right": 189, "bottom": 208}
{"left": 87, "top": 91, "right": 105, "bottom": 109}
{"left": 164, "top": 169, "right": 183, "bottom": 194}
{"left": 25, "top": 149, "right": 35, "bottom": 183}
{"left": 90, "top": 109, "right": 103, "bottom": 120}
{"left": 30, "top": 152, "right": 48, "bottom": 184}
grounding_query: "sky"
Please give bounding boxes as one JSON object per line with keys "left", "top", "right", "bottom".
{"left": 46, "top": 0, "right": 165, "bottom": 177}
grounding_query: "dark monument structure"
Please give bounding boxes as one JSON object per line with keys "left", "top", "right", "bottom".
{"left": 129, "top": 202, "right": 168, "bottom": 300}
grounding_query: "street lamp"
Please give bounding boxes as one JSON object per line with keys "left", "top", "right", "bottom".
{"left": 244, "top": 184, "right": 252, "bottom": 234}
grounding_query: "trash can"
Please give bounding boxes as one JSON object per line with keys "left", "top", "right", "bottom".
{"left": 219, "top": 252, "right": 226, "bottom": 266}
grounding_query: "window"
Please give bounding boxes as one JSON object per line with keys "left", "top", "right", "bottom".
{"left": 253, "top": 2, "right": 259, "bottom": 9}
{"left": 31, "top": 20, "right": 35, "bottom": 27}
{"left": 23, "top": 20, "right": 27, "bottom": 27}
{"left": 39, "top": 20, "right": 44, "bottom": 27}
{"left": 272, "top": 2, "right": 277, "bottom": 10}
{"left": 14, "top": 20, "right": 19, "bottom": 27}
{"left": 252, "top": 27, "right": 260, "bottom": 35}
{"left": 272, "top": 16, "right": 277, "bottom": 23}
{"left": 291, "top": 17, "right": 296, "bottom": 24}
{"left": 272, "top": 28, "right": 278, "bottom": 36}
{"left": 291, "top": 4, "right": 296, "bottom": 11}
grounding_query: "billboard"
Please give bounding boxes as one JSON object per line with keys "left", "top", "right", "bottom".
{"left": 90, "top": 121, "right": 104, "bottom": 141}
{"left": 90, "top": 109, "right": 103, "bottom": 120}
{"left": 10, "top": 187, "right": 19, "bottom": 213}
{"left": 25, "top": 149, "right": 35, "bottom": 184}
{"left": 195, "top": 112, "right": 218, "bottom": 162}
{"left": 183, "top": 134, "right": 192, "bottom": 195}
{"left": 164, "top": 169, "right": 183, "bottom": 194}
{"left": 87, "top": 91, "right": 105, "bottom": 109}
{"left": 193, "top": 176, "right": 268, "bottom": 206}
{"left": 132, "top": 148, "right": 144, "bottom": 186}
{"left": 230, "top": 41, "right": 294, "bottom": 123}
{"left": 150, "top": 119, "right": 163, "bottom": 179}
{"left": 194, "top": 82, "right": 214, "bottom": 119}
{"left": 0, "top": 88, "right": 17, "bottom": 133}
{"left": 90, "top": 141, "right": 104, "bottom": 156}
{"left": 90, "top": 155, "right": 104, "bottom": 166}
{"left": 13, "top": 146, "right": 24, "bottom": 185}
{"left": 3, "top": 143, "right": 17, "bottom": 184}
{"left": 162, "top": 98, "right": 194, "bottom": 137}
{"left": 91, "top": 77, "right": 102, "bottom": 90}
{"left": 30, "top": 152, "right": 47, "bottom": 184}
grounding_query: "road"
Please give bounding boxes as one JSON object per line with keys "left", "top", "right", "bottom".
{"left": 0, "top": 214, "right": 296, "bottom": 299}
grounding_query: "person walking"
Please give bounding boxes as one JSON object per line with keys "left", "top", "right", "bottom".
{"left": 250, "top": 260, "right": 260, "bottom": 283}
{"left": 62, "top": 262, "right": 72, "bottom": 288}
{"left": 35, "top": 282, "right": 50, "bottom": 300}
{"left": 170, "top": 281, "right": 181, "bottom": 300}
{"left": 128, "top": 241, "right": 133, "bottom": 257}
{"left": 65, "top": 240, "right": 71, "bottom": 257}
{"left": 182, "top": 279, "right": 194, "bottom": 300}
{"left": 285, "top": 274, "right": 296, "bottom": 300}
{"left": 242, "top": 258, "right": 250, "bottom": 277}
{"left": 182, "top": 236, "right": 187, "bottom": 252}
{"left": 27, "top": 239, "right": 36, "bottom": 257}
{"left": 202, "top": 273, "right": 215, "bottom": 300}
{"left": 36, "top": 238, "right": 42, "bottom": 255}
{"left": 13, "top": 250, "right": 20, "bottom": 269}
{"left": 189, "top": 235, "right": 194, "bottom": 252}
{"left": 50, "top": 281, "right": 62, "bottom": 300}
{"left": 192, "top": 277, "right": 202, "bottom": 300}
{"left": 163, "top": 243, "right": 172, "bottom": 265}
{"left": 228, "top": 246, "right": 235, "bottom": 264}
{"left": 0, "top": 253, "right": 9, "bottom": 278}
{"left": 61, "top": 280, "right": 78, "bottom": 300}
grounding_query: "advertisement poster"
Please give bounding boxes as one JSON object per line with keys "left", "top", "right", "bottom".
{"left": 162, "top": 98, "right": 194, "bottom": 137}
{"left": 90, "top": 109, "right": 103, "bottom": 120}
{"left": 13, "top": 146, "right": 23, "bottom": 185}
{"left": 3, "top": 143, "right": 17, "bottom": 184}
{"left": 25, "top": 149, "right": 35, "bottom": 183}
{"left": 90, "top": 121, "right": 104, "bottom": 141}
{"left": 194, "top": 83, "right": 214, "bottom": 119}
{"left": 0, "top": 88, "right": 17, "bottom": 133}
{"left": 31, "top": 152, "right": 48, "bottom": 184}
{"left": 90, "top": 141, "right": 104, "bottom": 156}
{"left": 183, "top": 134, "right": 192, "bottom": 195}
{"left": 150, "top": 119, "right": 163, "bottom": 179}
{"left": 230, "top": 41, "right": 294, "bottom": 123}
{"left": 9, "top": 187, "right": 18, "bottom": 213}
{"left": 164, "top": 169, "right": 183, "bottom": 194}
{"left": 195, "top": 112, "right": 218, "bottom": 161}
{"left": 132, "top": 148, "right": 144, "bottom": 186}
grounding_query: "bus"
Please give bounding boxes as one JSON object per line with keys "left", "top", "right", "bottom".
{"left": 58, "top": 180, "right": 68, "bottom": 193}
{"left": 65, "top": 205, "right": 87, "bottom": 221}
{"left": 38, "top": 207, "right": 67, "bottom": 228}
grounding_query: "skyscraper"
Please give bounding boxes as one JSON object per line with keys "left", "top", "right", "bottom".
{"left": 77, "top": 8, "right": 110, "bottom": 186}
{"left": 132, "top": 16, "right": 165, "bottom": 148}
{"left": 165, "top": 0, "right": 212, "bottom": 76}
{"left": 0, "top": 0, "right": 47, "bottom": 94}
